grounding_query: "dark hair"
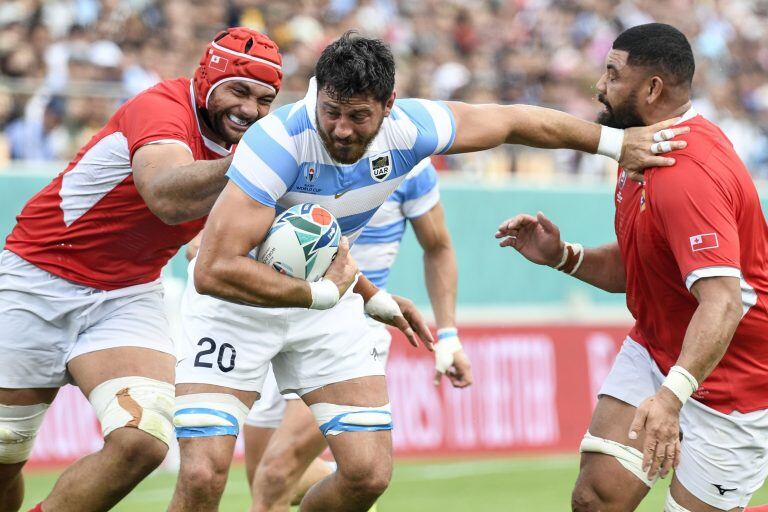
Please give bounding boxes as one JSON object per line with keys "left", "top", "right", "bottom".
{"left": 613, "top": 23, "right": 695, "bottom": 87}
{"left": 315, "top": 31, "right": 395, "bottom": 104}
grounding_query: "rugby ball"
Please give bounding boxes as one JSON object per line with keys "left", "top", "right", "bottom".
{"left": 257, "top": 203, "right": 341, "bottom": 282}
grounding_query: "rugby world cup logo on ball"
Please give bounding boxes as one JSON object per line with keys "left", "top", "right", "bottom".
{"left": 257, "top": 203, "right": 341, "bottom": 282}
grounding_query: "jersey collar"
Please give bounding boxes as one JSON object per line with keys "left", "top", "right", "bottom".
{"left": 188, "top": 82, "right": 232, "bottom": 157}
{"left": 674, "top": 106, "right": 698, "bottom": 125}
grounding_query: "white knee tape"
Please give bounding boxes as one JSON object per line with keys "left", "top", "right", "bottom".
{"left": 173, "top": 393, "right": 249, "bottom": 438}
{"left": 89, "top": 376, "right": 175, "bottom": 447}
{"left": 664, "top": 490, "right": 693, "bottom": 512}
{"left": 309, "top": 402, "right": 392, "bottom": 437}
{"left": 0, "top": 403, "right": 49, "bottom": 464}
{"left": 580, "top": 432, "right": 658, "bottom": 488}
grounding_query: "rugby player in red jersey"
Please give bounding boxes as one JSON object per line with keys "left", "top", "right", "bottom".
{"left": 0, "top": 28, "right": 282, "bottom": 512}
{"left": 498, "top": 23, "right": 768, "bottom": 512}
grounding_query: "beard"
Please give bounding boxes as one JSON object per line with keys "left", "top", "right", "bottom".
{"left": 597, "top": 90, "right": 645, "bottom": 129}
{"left": 200, "top": 108, "right": 249, "bottom": 146}
{"left": 316, "top": 117, "right": 383, "bottom": 165}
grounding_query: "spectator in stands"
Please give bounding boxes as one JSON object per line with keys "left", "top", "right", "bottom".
{"left": 2, "top": 0, "right": 768, "bottom": 178}
{"left": 5, "top": 96, "right": 67, "bottom": 161}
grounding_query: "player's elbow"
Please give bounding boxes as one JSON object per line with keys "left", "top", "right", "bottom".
{"left": 147, "top": 197, "right": 189, "bottom": 225}
{"left": 193, "top": 257, "right": 225, "bottom": 297}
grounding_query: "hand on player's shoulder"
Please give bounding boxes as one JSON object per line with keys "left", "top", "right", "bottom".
{"left": 620, "top": 118, "right": 689, "bottom": 174}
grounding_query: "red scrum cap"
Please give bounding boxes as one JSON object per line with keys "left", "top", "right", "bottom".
{"left": 193, "top": 28, "right": 282, "bottom": 110}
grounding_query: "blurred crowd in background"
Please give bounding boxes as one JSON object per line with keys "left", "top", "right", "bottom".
{"left": 2, "top": 0, "right": 768, "bottom": 181}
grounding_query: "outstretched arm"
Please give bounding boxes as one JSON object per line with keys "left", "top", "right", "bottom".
{"left": 446, "top": 102, "right": 688, "bottom": 172}
{"left": 496, "top": 212, "right": 625, "bottom": 293}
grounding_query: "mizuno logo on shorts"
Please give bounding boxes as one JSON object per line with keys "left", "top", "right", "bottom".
{"left": 712, "top": 484, "right": 737, "bottom": 495}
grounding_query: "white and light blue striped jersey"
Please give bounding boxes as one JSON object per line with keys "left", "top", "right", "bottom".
{"left": 225, "top": 78, "right": 456, "bottom": 244}
{"left": 350, "top": 158, "right": 439, "bottom": 289}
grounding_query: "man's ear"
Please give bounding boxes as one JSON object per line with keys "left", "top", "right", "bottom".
{"left": 647, "top": 76, "right": 664, "bottom": 105}
{"left": 383, "top": 90, "right": 396, "bottom": 116}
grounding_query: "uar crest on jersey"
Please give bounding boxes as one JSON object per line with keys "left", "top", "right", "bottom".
{"left": 369, "top": 152, "right": 392, "bottom": 182}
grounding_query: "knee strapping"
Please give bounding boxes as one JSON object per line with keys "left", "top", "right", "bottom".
{"left": 89, "top": 376, "right": 175, "bottom": 447}
{"left": 309, "top": 403, "right": 392, "bottom": 436}
{"left": 173, "top": 393, "right": 249, "bottom": 438}
{"left": 664, "top": 490, "right": 693, "bottom": 512}
{"left": 0, "top": 403, "right": 49, "bottom": 464}
{"left": 580, "top": 431, "right": 658, "bottom": 488}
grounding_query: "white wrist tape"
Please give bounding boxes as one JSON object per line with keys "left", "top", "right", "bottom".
{"left": 309, "top": 279, "right": 340, "bottom": 310}
{"left": 435, "top": 328, "right": 463, "bottom": 373}
{"left": 570, "top": 244, "right": 585, "bottom": 275}
{"left": 554, "top": 242, "right": 584, "bottom": 275}
{"left": 554, "top": 244, "right": 569, "bottom": 269}
{"left": 597, "top": 126, "right": 624, "bottom": 161}
{"left": 364, "top": 290, "right": 402, "bottom": 322}
{"left": 661, "top": 365, "right": 699, "bottom": 405}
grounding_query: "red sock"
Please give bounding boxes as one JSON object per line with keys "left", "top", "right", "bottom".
{"left": 745, "top": 507, "right": 768, "bottom": 511}
{"left": 27, "top": 503, "right": 44, "bottom": 512}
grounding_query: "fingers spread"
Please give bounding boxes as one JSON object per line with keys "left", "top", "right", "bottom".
{"left": 651, "top": 141, "right": 673, "bottom": 154}
{"left": 668, "top": 140, "right": 687, "bottom": 151}
{"left": 497, "top": 214, "right": 535, "bottom": 235}
{"left": 647, "top": 156, "right": 676, "bottom": 168}
{"left": 670, "top": 126, "right": 690, "bottom": 136}
{"left": 652, "top": 128, "right": 676, "bottom": 142}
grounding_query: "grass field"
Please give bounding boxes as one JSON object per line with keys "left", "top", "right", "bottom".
{"left": 19, "top": 455, "right": 768, "bottom": 511}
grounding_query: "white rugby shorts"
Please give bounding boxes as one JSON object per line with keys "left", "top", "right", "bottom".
{"left": 245, "top": 319, "right": 392, "bottom": 428}
{"left": 599, "top": 337, "right": 768, "bottom": 510}
{"left": 0, "top": 250, "right": 175, "bottom": 388}
{"left": 175, "top": 259, "right": 386, "bottom": 396}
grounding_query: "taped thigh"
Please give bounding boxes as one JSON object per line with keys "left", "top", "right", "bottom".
{"left": 89, "top": 376, "right": 175, "bottom": 446}
{"left": 580, "top": 431, "right": 658, "bottom": 488}
{"left": 174, "top": 393, "right": 249, "bottom": 438}
{"left": 309, "top": 402, "right": 392, "bottom": 437}
{"left": 0, "top": 403, "right": 49, "bottom": 463}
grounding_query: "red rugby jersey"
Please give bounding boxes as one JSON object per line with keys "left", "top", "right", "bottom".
{"left": 5, "top": 78, "right": 230, "bottom": 290}
{"left": 615, "top": 109, "right": 768, "bottom": 414}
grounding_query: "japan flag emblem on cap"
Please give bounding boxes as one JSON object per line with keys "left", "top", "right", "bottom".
{"left": 690, "top": 233, "right": 719, "bottom": 252}
{"left": 209, "top": 53, "right": 228, "bottom": 72}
